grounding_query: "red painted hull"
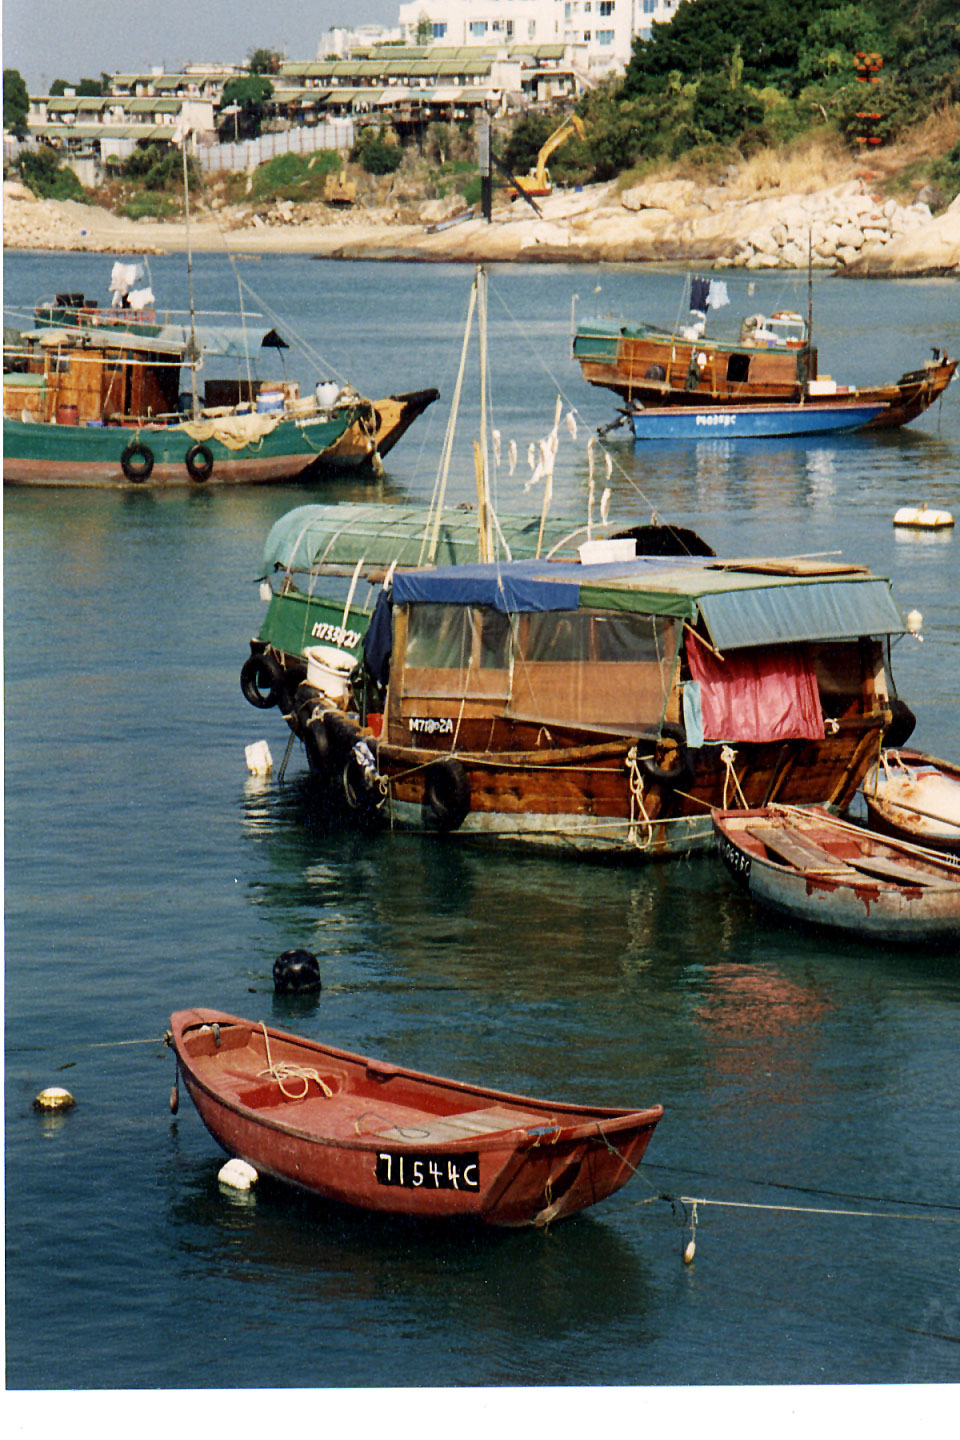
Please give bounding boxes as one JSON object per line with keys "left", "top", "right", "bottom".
{"left": 170, "top": 1009, "right": 662, "bottom": 1226}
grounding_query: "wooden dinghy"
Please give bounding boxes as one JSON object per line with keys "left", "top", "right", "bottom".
{"left": 713, "top": 805, "right": 960, "bottom": 942}
{"left": 862, "top": 749, "right": 960, "bottom": 855}
{"left": 169, "top": 1009, "right": 663, "bottom": 1227}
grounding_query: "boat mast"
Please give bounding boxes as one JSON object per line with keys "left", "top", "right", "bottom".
{"left": 182, "top": 143, "right": 200, "bottom": 418}
{"left": 476, "top": 265, "right": 493, "bottom": 564}
{"left": 805, "top": 227, "right": 814, "bottom": 397}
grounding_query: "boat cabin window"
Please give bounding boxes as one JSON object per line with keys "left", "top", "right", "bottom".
{"left": 726, "top": 353, "right": 750, "bottom": 384}
{"left": 398, "top": 603, "right": 678, "bottom": 732}
{"left": 403, "top": 604, "right": 512, "bottom": 699}
{"left": 811, "top": 640, "right": 882, "bottom": 718}
{"left": 507, "top": 608, "right": 678, "bottom": 736}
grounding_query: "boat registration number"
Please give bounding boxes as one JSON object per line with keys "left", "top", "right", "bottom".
{"left": 718, "top": 832, "right": 751, "bottom": 880}
{"left": 376, "top": 1151, "right": 480, "bottom": 1191}
{"left": 408, "top": 717, "right": 454, "bottom": 736}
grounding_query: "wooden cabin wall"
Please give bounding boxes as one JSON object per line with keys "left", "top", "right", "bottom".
{"left": 41, "top": 350, "right": 104, "bottom": 423}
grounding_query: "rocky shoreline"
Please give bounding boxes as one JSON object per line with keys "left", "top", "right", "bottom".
{"left": 4, "top": 175, "right": 959, "bottom": 275}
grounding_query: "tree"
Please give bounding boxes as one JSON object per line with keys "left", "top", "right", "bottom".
{"left": 122, "top": 142, "right": 200, "bottom": 192}
{"left": 218, "top": 74, "right": 274, "bottom": 140}
{"left": 350, "top": 125, "right": 403, "bottom": 175}
{"left": 414, "top": 12, "right": 433, "bottom": 45}
{"left": 248, "top": 48, "right": 283, "bottom": 76}
{"left": 19, "top": 144, "right": 85, "bottom": 199}
{"left": 4, "top": 67, "right": 30, "bottom": 132}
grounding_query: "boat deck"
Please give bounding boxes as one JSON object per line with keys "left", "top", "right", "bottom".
{"left": 740, "top": 817, "right": 960, "bottom": 891}
{"left": 205, "top": 1058, "right": 551, "bottom": 1145}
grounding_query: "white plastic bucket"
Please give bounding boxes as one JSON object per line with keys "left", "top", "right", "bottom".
{"left": 256, "top": 390, "right": 284, "bottom": 414}
{"left": 315, "top": 381, "right": 339, "bottom": 408}
{"left": 303, "top": 645, "right": 355, "bottom": 703}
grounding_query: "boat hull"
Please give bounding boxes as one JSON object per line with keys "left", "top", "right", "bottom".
{"left": 574, "top": 320, "right": 956, "bottom": 429}
{"left": 170, "top": 1009, "right": 662, "bottom": 1226}
{"left": 290, "top": 697, "right": 891, "bottom": 862}
{"left": 862, "top": 749, "right": 960, "bottom": 854}
{"left": 714, "top": 806, "right": 960, "bottom": 942}
{"left": 3, "top": 389, "right": 437, "bottom": 487}
{"left": 628, "top": 401, "right": 883, "bottom": 440}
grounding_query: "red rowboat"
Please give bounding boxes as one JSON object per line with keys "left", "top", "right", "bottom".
{"left": 169, "top": 1009, "right": 663, "bottom": 1227}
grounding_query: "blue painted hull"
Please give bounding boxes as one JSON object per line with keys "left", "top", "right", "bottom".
{"left": 629, "top": 402, "right": 884, "bottom": 440}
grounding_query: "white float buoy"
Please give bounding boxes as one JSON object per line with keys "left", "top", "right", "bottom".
{"left": 33, "top": 1086, "right": 75, "bottom": 1111}
{"left": 683, "top": 1238, "right": 696, "bottom": 1264}
{"left": 906, "top": 609, "right": 924, "bottom": 634}
{"left": 244, "top": 740, "right": 273, "bottom": 775}
{"left": 259, "top": 582, "right": 272, "bottom": 602}
{"left": 218, "top": 1158, "right": 258, "bottom": 1191}
{"left": 893, "top": 505, "right": 954, "bottom": 529}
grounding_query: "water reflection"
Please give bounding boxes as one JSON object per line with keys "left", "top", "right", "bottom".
{"left": 164, "top": 1154, "right": 658, "bottom": 1362}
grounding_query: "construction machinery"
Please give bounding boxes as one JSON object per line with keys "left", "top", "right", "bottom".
{"left": 324, "top": 169, "right": 357, "bottom": 206}
{"left": 509, "top": 113, "right": 586, "bottom": 200}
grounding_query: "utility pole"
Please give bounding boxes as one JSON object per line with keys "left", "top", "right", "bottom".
{"left": 479, "top": 112, "right": 491, "bottom": 223}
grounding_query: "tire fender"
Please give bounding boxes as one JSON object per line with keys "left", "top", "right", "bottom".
{"left": 185, "top": 443, "right": 214, "bottom": 482}
{"left": 423, "top": 757, "right": 471, "bottom": 830}
{"left": 883, "top": 697, "right": 917, "bottom": 750}
{"left": 343, "top": 740, "right": 381, "bottom": 811}
{"left": 121, "top": 440, "right": 154, "bottom": 482}
{"left": 240, "top": 652, "right": 282, "bottom": 709}
{"left": 640, "top": 721, "right": 694, "bottom": 789}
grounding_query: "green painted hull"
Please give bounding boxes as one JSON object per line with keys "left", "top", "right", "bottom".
{"left": 4, "top": 406, "right": 365, "bottom": 487}
{"left": 258, "top": 591, "right": 370, "bottom": 663}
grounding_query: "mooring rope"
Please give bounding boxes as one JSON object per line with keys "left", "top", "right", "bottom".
{"left": 257, "top": 1020, "right": 333, "bottom": 1101}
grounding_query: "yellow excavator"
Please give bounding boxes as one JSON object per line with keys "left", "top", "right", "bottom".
{"left": 324, "top": 168, "right": 357, "bottom": 206}
{"left": 509, "top": 113, "right": 586, "bottom": 200}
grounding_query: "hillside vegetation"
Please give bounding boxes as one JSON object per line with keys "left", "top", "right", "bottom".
{"left": 10, "top": 0, "right": 960, "bottom": 217}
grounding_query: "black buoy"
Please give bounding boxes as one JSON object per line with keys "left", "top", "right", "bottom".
{"left": 273, "top": 949, "right": 322, "bottom": 995}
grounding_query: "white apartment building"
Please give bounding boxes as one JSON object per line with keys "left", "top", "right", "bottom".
{"left": 396, "top": 0, "right": 682, "bottom": 76}
{"left": 317, "top": 26, "right": 405, "bottom": 59}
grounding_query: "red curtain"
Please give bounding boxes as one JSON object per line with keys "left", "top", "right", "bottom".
{"left": 686, "top": 631, "right": 825, "bottom": 742}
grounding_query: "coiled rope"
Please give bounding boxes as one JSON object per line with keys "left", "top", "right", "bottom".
{"left": 257, "top": 1020, "right": 333, "bottom": 1101}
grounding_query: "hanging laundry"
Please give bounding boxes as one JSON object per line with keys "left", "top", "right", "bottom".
{"left": 689, "top": 276, "right": 710, "bottom": 314}
{"left": 508, "top": 438, "right": 517, "bottom": 476}
{"left": 565, "top": 410, "right": 578, "bottom": 441}
{"left": 491, "top": 428, "right": 501, "bottom": 465}
{"left": 707, "top": 279, "right": 729, "bottom": 310}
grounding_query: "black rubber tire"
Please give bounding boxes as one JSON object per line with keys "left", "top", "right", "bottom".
{"left": 883, "top": 697, "right": 917, "bottom": 749}
{"left": 240, "top": 652, "right": 283, "bottom": 709}
{"left": 342, "top": 744, "right": 379, "bottom": 812}
{"left": 303, "top": 718, "right": 330, "bottom": 774}
{"left": 323, "top": 711, "right": 360, "bottom": 762}
{"left": 423, "top": 757, "right": 471, "bottom": 830}
{"left": 185, "top": 443, "right": 214, "bottom": 482}
{"left": 640, "top": 721, "right": 694, "bottom": 789}
{"left": 121, "top": 441, "right": 154, "bottom": 482}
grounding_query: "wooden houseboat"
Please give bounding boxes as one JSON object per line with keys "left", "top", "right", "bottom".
{"left": 246, "top": 539, "right": 920, "bottom": 860}
{"left": 573, "top": 288, "right": 956, "bottom": 429}
{"left": 3, "top": 303, "right": 436, "bottom": 486}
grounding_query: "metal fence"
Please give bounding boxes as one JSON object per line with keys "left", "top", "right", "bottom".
{"left": 4, "top": 120, "right": 355, "bottom": 176}
{"left": 195, "top": 121, "right": 355, "bottom": 173}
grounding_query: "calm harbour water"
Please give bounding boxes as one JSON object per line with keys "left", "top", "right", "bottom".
{"left": 4, "top": 250, "right": 960, "bottom": 1411}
